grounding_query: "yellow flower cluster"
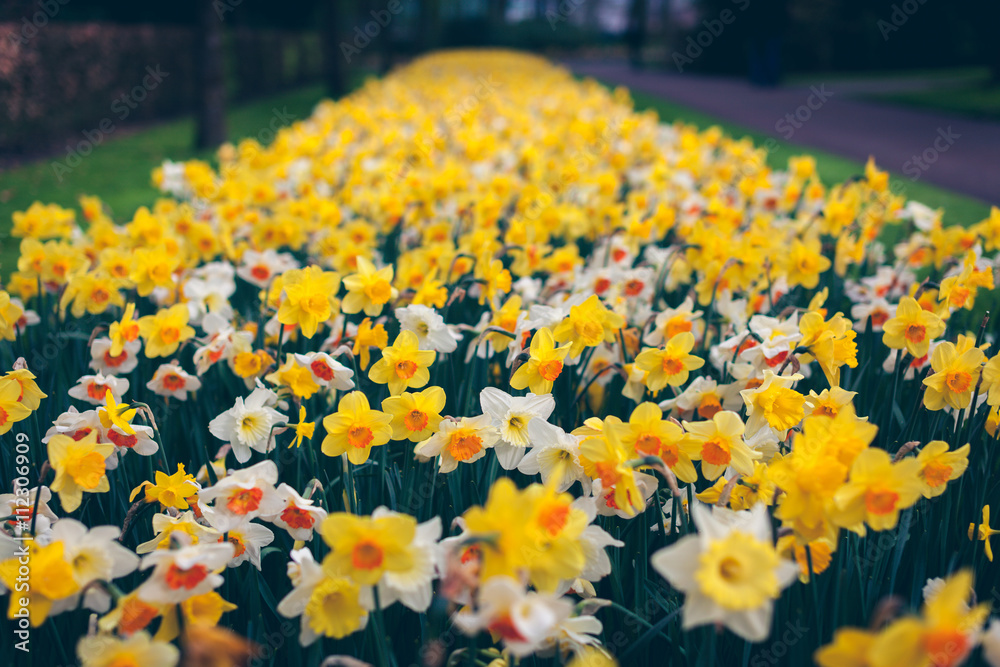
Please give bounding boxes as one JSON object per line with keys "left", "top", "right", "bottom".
{"left": 3, "top": 50, "right": 1000, "bottom": 666}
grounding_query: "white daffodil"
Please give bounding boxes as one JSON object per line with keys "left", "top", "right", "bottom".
{"left": 193, "top": 312, "right": 253, "bottom": 375}
{"left": 197, "top": 460, "right": 283, "bottom": 531}
{"left": 236, "top": 248, "right": 299, "bottom": 288}
{"left": 395, "top": 304, "right": 461, "bottom": 353}
{"left": 68, "top": 372, "right": 129, "bottom": 406}
{"left": 517, "top": 425, "right": 589, "bottom": 493}
{"left": 0, "top": 485, "right": 58, "bottom": 540}
{"left": 88, "top": 337, "right": 141, "bottom": 375}
{"left": 208, "top": 387, "right": 288, "bottom": 463}
{"left": 136, "top": 511, "right": 220, "bottom": 554}
{"left": 136, "top": 542, "right": 234, "bottom": 605}
{"left": 277, "top": 548, "right": 373, "bottom": 646}
{"left": 453, "top": 576, "right": 573, "bottom": 658}
{"left": 146, "top": 363, "right": 201, "bottom": 400}
{"left": 215, "top": 517, "right": 274, "bottom": 570}
{"left": 414, "top": 415, "right": 500, "bottom": 474}
{"left": 374, "top": 508, "right": 442, "bottom": 613}
{"left": 650, "top": 502, "right": 798, "bottom": 642}
{"left": 47, "top": 519, "right": 140, "bottom": 614}
{"left": 292, "top": 351, "right": 355, "bottom": 391}
{"left": 480, "top": 387, "right": 561, "bottom": 470}
{"left": 263, "top": 483, "right": 328, "bottom": 541}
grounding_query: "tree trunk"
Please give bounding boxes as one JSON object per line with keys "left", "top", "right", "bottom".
{"left": 320, "top": 0, "right": 346, "bottom": 98}
{"left": 627, "top": 0, "right": 647, "bottom": 70}
{"left": 419, "top": 0, "right": 440, "bottom": 53}
{"left": 195, "top": 0, "right": 226, "bottom": 148}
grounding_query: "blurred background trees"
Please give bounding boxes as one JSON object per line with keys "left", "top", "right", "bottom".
{"left": 2, "top": 0, "right": 998, "bottom": 155}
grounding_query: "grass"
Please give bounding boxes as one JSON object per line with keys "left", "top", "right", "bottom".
{"left": 869, "top": 84, "right": 1000, "bottom": 122}
{"left": 627, "top": 88, "right": 993, "bottom": 227}
{"left": 0, "top": 84, "right": 333, "bottom": 276}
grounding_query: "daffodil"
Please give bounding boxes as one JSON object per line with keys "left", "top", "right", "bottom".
{"left": 510, "top": 327, "right": 571, "bottom": 395}
{"left": 651, "top": 503, "right": 798, "bottom": 642}
{"left": 320, "top": 511, "right": 416, "bottom": 585}
{"left": 288, "top": 406, "right": 316, "bottom": 448}
{"left": 48, "top": 430, "right": 115, "bottom": 512}
{"left": 368, "top": 329, "right": 436, "bottom": 395}
{"left": 832, "top": 448, "right": 923, "bottom": 533}
{"left": 130, "top": 463, "right": 200, "bottom": 509}
{"left": 882, "top": 296, "right": 945, "bottom": 359}
{"left": 615, "top": 401, "right": 697, "bottom": 483}
{"left": 381, "top": 386, "right": 446, "bottom": 442}
{"left": 0, "top": 376, "right": 31, "bottom": 435}
{"left": 414, "top": 414, "right": 500, "bottom": 473}
{"left": 0, "top": 540, "right": 81, "bottom": 626}
{"left": 352, "top": 317, "right": 388, "bottom": 370}
{"left": 634, "top": 332, "right": 705, "bottom": 393}
{"left": 98, "top": 387, "right": 137, "bottom": 435}
{"left": 277, "top": 548, "right": 371, "bottom": 645}
{"left": 922, "top": 339, "right": 986, "bottom": 411}
{"left": 553, "top": 295, "right": 625, "bottom": 358}
{"left": 969, "top": 505, "right": 1000, "bottom": 561}
{"left": 915, "top": 441, "right": 969, "bottom": 498}
{"left": 342, "top": 256, "right": 398, "bottom": 316}
{"left": 321, "top": 391, "right": 393, "bottom": 464}
{"left": 277, "top": 265, "right": 341, "bottom": 338}
{"left": 138, "top": 303, "right": 195, "bottom": 358}
{"left": 681, "top": 410, "right": 760, "bottom": 481}
{"left": 740, "top": 371, "right": 806, "bottom": 436}
{"left": 799, "top": 311, "right": 858, "bottom": 386}
{"left": 867, "top": 570, "right": 988, "bottom": 667}
{"left": 264, "top": 355, "right": 321, "bottom": 399}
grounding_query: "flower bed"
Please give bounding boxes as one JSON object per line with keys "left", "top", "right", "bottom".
{"left": 2, "top": 50, "right": 1000, "bottom": 667}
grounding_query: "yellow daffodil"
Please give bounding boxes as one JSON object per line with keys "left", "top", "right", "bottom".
{"left": 289, "top": 406, "right": 316, "bottom": 448}
{"left": 510, "top": 327, "right": 571, "bottom": 394}
{"left": 277, "top": 265, "right": 341, "bottom": 339}
{"left": 634, "top": 332, "right": 705, "bottom": 393}
{"left": 832, "top": 448, "right": 923, "bottom": 533}
{"left": 320, "top": 512, "right": 415, "bottom": 585}
{"left": 916, "top": 441, "right": 969, "bottom": 498}
{"left": 368, "top": 330, "right": 436, "bottom": 395}
{"left": 381, "top": 386, "right": 446, "bottom": 442}
{"left": 0, "top": 377, "right": 32, "bottom": 435}
{"left": 138, "top": 303, "right": 195, "bottom": 358}
{"left": 99, "top": 388, "right": 137, "bottom": 435}
{"left": 969, "top": 505, "right": 999, "bottom": 561}
{"left": 321, "top": 391, "right": 392, "bottom": 464}
{"left": 342, "top": 256, "right": 398, "bottom": 316}
{"left": 553, "top": 295, "right": 625, "bottom": 358}
{"left": 48, "top": 430, "right": 115, "bottom": 512}
{"left": 922, "top": 340, "right": 986, "bottom": 411}
{"left": 882, "top": 296, "right": 945, "bottom": 359}
{"left": 130, "top": 463, "right": 200, "bottom": 509}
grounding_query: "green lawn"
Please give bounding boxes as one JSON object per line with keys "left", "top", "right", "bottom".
{"left": 870, "top": 85, "right": 1000, "bottom": 122}
{"left": 627, "top": 89, "right": 993, "bottom": 228}
{"left": 0, "top": 84, "right": 335, "bottom": 276}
